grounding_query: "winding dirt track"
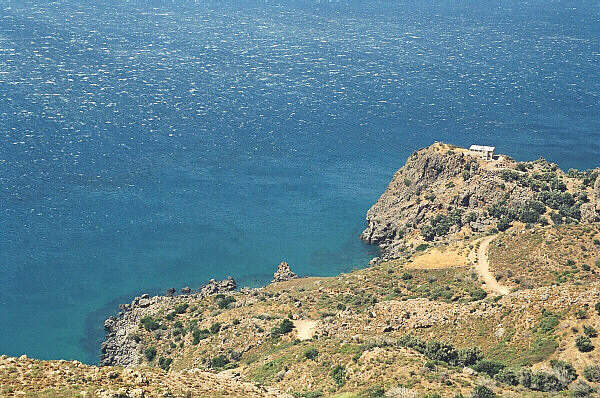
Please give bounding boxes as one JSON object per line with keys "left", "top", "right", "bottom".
{"left": 476, "top": 235, "right": 510, "bottom": 295}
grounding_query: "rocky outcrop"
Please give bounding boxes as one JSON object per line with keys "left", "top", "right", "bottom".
{"left": 272, "top": 261, "right": 298, "bottom": 283}
{"left": 359, "top": 143, "right": 595, "bottom": 259}
{"left": 101, "top": 278, "right": 236, "bottom": 367}
{"left": 361, "top": 144, "right": 520, "bottom": 256}
{"left": 200, "top": 277, "right": 236, "bottom": 296}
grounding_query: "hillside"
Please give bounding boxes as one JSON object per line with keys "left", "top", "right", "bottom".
{"left": 2, "top": 143, "right": 599, "bottom": 398}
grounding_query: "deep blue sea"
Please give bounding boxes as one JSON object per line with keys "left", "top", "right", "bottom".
{"left": 0, "top": 0, "right": 598, "bottom": 364}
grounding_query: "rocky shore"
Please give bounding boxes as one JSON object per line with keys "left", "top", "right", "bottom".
{"left": 101, "top": 277, "right": 237, "bottom": 366}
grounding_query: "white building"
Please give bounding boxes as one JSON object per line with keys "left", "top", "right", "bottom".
{"left": 469, "top": 145, "right": 495, "bottom": 160}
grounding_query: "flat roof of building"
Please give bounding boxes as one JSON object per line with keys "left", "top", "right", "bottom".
{"left": 469, "top": 145, "right": 495, "bottom": 152}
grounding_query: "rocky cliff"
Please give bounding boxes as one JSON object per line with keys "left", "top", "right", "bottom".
{"left": 361, "top": 142, "right": 599, "bottom": 259}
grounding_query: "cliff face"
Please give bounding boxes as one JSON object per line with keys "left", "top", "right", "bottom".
{"left": 361, "top": 142, "right": 599, "bottom": 259}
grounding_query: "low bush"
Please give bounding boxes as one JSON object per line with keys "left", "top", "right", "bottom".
{"left": 192, "top": 329, "right": 210, "bottom": 345}
{"left": 144, "top": 346, "right": 157, "bottom": 362}
{"left": 140, "top": 316, "right": 160, "bottom": 331}
{"left": 570, "top": 380, "right": 596, "bottom": 398}
{"left": 550, "top": 360, "right": 577, "bottom": 386}
{"left": 216, "top": 296, "right": 236, "bottom": 309}
{"left": 494, "top": 368, "right": 519, "bottom": 386}
{"left": 472, "top": 360, "right": 505, "bottom": 377}
{"left": 210, "top": 354, "right": 230, "bottom": 369}
{"left": 303, "top": 347, "right": 319, "bottom": 360}
{"left": 470, "top": 385, "right": 496, "bottom": 398}
{"left": 174, "top": 303, "right": 189, "bottom": 314}
{"left": 271, "top": 319, "right": 294, "bottom": 337}
{"left": 575, "top": 336, "right": 594, "bottom": 352}
{"left": 583, "top": 365, "right": 600, "bottom": 382}
{"left": 158, "top": 356, "right": 172, "bottom": 371}
{"left": 530, "top": 371, "right": 562, "bottom": 392}
{"left": 583, "top": 325, "right": 598, "bottom": 338}
{"left": 469, "top": 288, "right": 487, "bottom": 301}
{"left": 209, "top": 322, "right": 222, "bottom": 334}
{"left": 331, "top": 365, "right": 346, "bottom": 387}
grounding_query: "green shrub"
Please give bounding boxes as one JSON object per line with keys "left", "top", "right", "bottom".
{"left": 583, "top": 325, "right": 598, "bottom": 338}
{"left": 575, "top": 309, "right": 588, "bottom": 319}
{"left": 174, "top": 303, "right": 189, "bottom": 314}
{"left": 537, "top": 310, "right": 559, "bottom": 333}
{"left": 144, "top": 346, "right": 157, "bottom": 362}
{"left": 424, "top": 340, "right": 458, "bottom": 364}
{"left": 530, "top": 371, "right": 563, "bottom": 392}
{"left": 470, "top": 385, "right": 496, "bottom": 398}
{"left": 457, "top": 347, "right": 483, "bottom": 367}
{"left": 575, "top": 336, "right": 594, "bottom": 352}
{"left": 210, "top": 354, "right": 230, "bottom": 369}
{"left": 400, "top": 272, "right": 413, "bottom": 280}
{"left": 270, "top": 318, "right": 295, "bottom": 338}
{"left": 209, "top": 322, "right": 222, "bottom": 334}
{"left": 216, "top": 296, "right": 236, "bottom": 309}
{"left": 140, "top": 316, "right": 160, "bottom": 331}
{"left": 596, "top": 302, "right": 600, "bottom": 316}
{"left": 158, "top": 356, "right": 172, "bottom": 371}
{"left": 331, "top": 365, "right": 346, "bottom": 387}
{"left": 192, "top": 329, "right": 209, "bottom": 345}
{"left": 303, "top": 347, "right": 319, "bottom": 360}
{"left": 570, "top": 380, "right": 595, "bottom": 398}
{"left": 519, "top": 368, "right": 533, "bottom": 388}
{"left": 497, "top": 217, "right": 512, "bottom": 232}
{"left": 583, "top": 365, "right": 600, "bottom": 382}
{"left": 415, "top": 243, "right": 429, "bottom": 252}
{"left": 550, "top": 359, "right": 577, "bottom": 386}
{"left": 300, "top": 392, "right": 323, "bottom": 398}
{"left": 494, "top": 368, "right": 519, "bottom": 386}
{"left": 472, "top": 360, "right": 505, "bottom": 377}
{"left": 469, "top": 288, "right": 487, "bottom": 301}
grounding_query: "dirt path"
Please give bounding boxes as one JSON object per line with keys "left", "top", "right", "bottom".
{"left": 293, "top": 319, "right": 317, "bottom": 341}
{"left": 476, "top": 235, "right": 510, "bottom": 295}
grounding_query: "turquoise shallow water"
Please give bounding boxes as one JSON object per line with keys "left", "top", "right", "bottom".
{"left": 0, "top": 0, "right": 598, "bottom": 364}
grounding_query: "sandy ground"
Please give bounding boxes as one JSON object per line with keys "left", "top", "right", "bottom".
{"left": 406, "top": 246, "right": 468, "bottom": 269}
{"left": 293, "top": 319, "right": 317, "bottom": 341}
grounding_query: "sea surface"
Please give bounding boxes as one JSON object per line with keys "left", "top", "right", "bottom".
{"left": 0, "top": 0, "right": 598, "bottom": 364}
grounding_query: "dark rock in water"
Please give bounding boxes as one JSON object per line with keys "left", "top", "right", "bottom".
{"left": 181, "top": 286, "right": 192, "bottom": 294}
{"left": 272, "top": 261, "right": 298, "bottom": 283}
{"left": 200, "top": 277, "right": 236, "bottom": 296}
{"left": 166, "top": 288, "right": 176, "bottom": 296}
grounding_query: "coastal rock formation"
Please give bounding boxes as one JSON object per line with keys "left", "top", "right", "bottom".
{"left": 200, "top": 277, "right": 237, "bottom": 296}
{"left": 101, "top": 277, "right": 237, "bottom": 367}
{"left": 360, "top": 142, "right": 598, "bottom": 259}
{"left": 272, "top": 261, "right": 298, "bottom": 283}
